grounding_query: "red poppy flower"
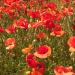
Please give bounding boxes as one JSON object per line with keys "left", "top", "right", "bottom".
{"left": 15, "top": 3, "right": 21, "bottom": 10}
{"left": 4, "top": 38, "right": 16, "bottom": 50}
{"left": 0, "top": 7, "right": 3, "bottom": 13}
{"left": 26, "top": 54, "right": 45, "bottom": 73}
{"left": 28, "top": 10, "right": 40, "bottom": 18}
{"left": 3, "top": 7, "right": 15, "bottom": 19}
{"left": 36, "top": 45, "right": 48, "bottom": 54}
{"left": 55, "top": 11, "right": 64, "bottom": 22}
{"left": 36, "top": 62, "right": 45, "bottom": 74}
{"left": 41, "top": 12, "right": 56, "bottom": 22}
{"left": 67, "top": 7, "right": 73, "bottom": 15}
{"left": 34, "top": 45, "right": 51, "bottom": 58}
{"left": 29, "top": 62, "right": 45, "bottom": 75}
{"left": 36, "top": 32, "right": 46, "bottom": 39}
{"left": 67, "top": 36, "right": 75, "bottom": 52}
{"left": 45, "top": 20, "right": 55, "bottom": 30}
{"left": 5, "top": 25, "right": 16, "bottom": 34}
{"left": 67, "top": 36, "right": 75, "bottom": 48}
{"left": 46, "top": 2, "right": 57, "bottom": 10}
{"left": 50, "top": 24, "right": 65, "bottom": 37}
{"left": 74, "top": 0, "right": 75, "bottom": 5}
{"left": 61, "top": 7, "right": 73, "bottom": 16}
{"left": 4, "top": 0, "right": 20, "bottom": 6}
{"left": 26, "top": 54, "right": 38, "bottom": 68}
{"left": 0, "top": 26, "right": 5, "bottom": 33}
{"left": 54, "top": 65, "right": 74, "bottom": 75}
{"left": 16, "top": 18, "right": 28, "bottom": 29}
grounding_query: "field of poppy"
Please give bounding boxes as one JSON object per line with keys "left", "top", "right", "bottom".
{"left": 0, "top": 0, "right": 75, "bottom": 75}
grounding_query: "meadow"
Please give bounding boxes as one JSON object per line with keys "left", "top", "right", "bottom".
{"left": 0, "top": 0, "right": 75, "bottom": 75}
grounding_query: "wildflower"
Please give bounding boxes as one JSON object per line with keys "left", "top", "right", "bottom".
{"left": 5, "top": 25, "right": 16, "bottom": 34}
{"left": 34, "top": 45, "right": 51, "bottom": 58}
{"left": 61, "top": 7, "right": 73, "bottom": 16}
{"left": 29, "top": 62, "right": 45, "bottom": 75}
{"left": 3, "top": 7, "right": 14, "bottom": 16}
{"left": 45, "top": 20, "right": 55, "bottom": 31}
{"left": 4, "top": 38, "right": 16, "bottom": 50}
{"left": 74, "top": 0, "right": 75, "bottom": 5}
{"left": 55, "top": 11, "right": 64, "bottom": 22}
{"left": 0, "top": 26, "right": 5, "bottom": 33}
{"left": 67, "top": 36, "right": 75, "bottom": 53}
{"left": 41, "top": 12, "right": 56, "bottom": 22}
{"left": 26, "top": 54, "right": 38, "bottom": 68}
{"left": 46, "top": 2, "right": 57, "bottom": 10}
{"left": 36, "top": 32, "right": 46, "bottom": 39}
{"left": 22, "top": 44, "right": 33, "bottom": 54}
{"left": 36, "top": 62, "right": 45, "bottom": 74}
{"left": 54, "top": 65, "right": 74, "bottom": 75}
{"left": 0, "top": 6, "right": 4, "bottom": 12}
{"left": 50, "top": 24, "right": 65, "bottom": 37}
{"left": 4, "top": 0, "right": 20, "bottom": 6}
{"left": 15, "top": 2, "right": 21, "bottom": 11}
{"left": 16, "top": 18, "right": 28, "bottom": 29}
{"left": 28, "top": 10, "right": 40, "bottom": 18}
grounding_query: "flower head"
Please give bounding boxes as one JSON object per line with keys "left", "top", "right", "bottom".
{"left": 46, "top": 2, "right": 57, "bottom": 10}
{"left": 16, "top": 18, "right": 28, "bottom": 29}
{"left": 36, "top": 32, "right": 46, "bottom": 39}
{"left": 67, "top": 36, "right": 75, "bottom": 48}
{"left": 28, "top": 62, "right": 45, "bottom": 75}
{"left": 4, "top": 0, "right": 20, "bottom": 6}
{"left": 34, "top": 45, "right": 51, "bottom": 58}
{"left": 45, "top": 20, "right": 55, "bottom": 31}
{"left": 28, "top": 10, "right": 40, "bottom": 18}
{"left": 36, "top": 62, "right": 45, "bottom": 74}
{"left": 22, "top": 44, "right": 33, "bottom": 54}
{"left": 5, "top": 25, "right": 16, "bottom": 34}
{"left": 0, "top": 26, "right": 5, "bottom": 33}
{"left": 67, "top": 36, "right": 75, "bottom": 52}
{"left": 26, "top": 54, "right": 38, "bottom": 68}
{"left": 50, "top": 24, "right": 65, "bottom": 37}
{"left": 41, "top": 12, "right": 56, "bottom": 22}
{"left": 54, "top": 65, "right": 74, "bottom": 75}
{"left": 4, "top": 38, "right": 16, "bottom": 50}
{"left": 61, "top": 7, "right": 73, "bottom": 16}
